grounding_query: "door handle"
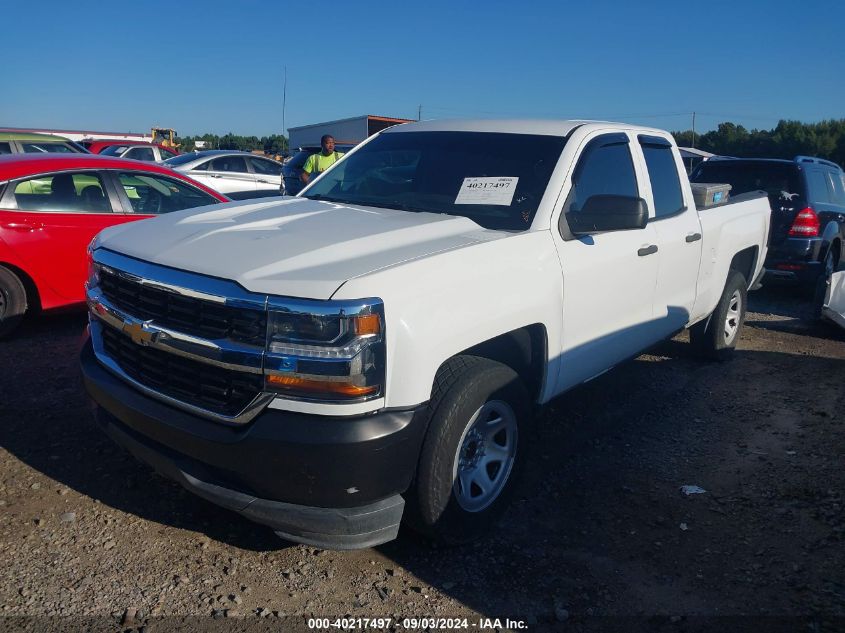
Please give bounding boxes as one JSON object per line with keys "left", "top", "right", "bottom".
{"left": 256, "top": 179, "right": 269, "bottom": 184}
{"left": 638, "top": 244, "right": 658, "bottom": 257}
{"left": 1, "top": 222, "right": 41, "bottom": 232}
{"left": 685, "top": 233, "right": 702, "bottom": 243}
{"left": 210, "top": 174, "right": 222, "bottom": 178}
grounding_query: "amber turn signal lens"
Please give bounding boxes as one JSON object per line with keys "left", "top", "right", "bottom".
{"left": 353, "top": 314, "right": 381, "bottom": 336}
{"left": 266, "top": 374, "right": 379, "bottom": 397}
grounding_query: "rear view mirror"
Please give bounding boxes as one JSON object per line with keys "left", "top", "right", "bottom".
{"left": 566, "top": 195, "right": 649, "bottom": 235}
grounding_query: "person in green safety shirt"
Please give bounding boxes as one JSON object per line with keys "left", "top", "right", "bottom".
{"left": 300, "top": 134, "right": 344, "bottom": 185}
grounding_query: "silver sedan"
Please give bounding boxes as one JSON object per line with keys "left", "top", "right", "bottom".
{"left": 164, "top": 150, "right": 284, "bottom": 200}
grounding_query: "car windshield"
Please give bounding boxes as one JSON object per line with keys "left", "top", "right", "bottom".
{"left": 691, "top": 161, "right": 806, "bottom": 200}
{"left": 302, "top": 131, "right": 567, "bottom": 231}
{"left": 164, "top": 153, "right": 206, "bottom": 167}
{"left": 21, "top": 142, "right": 79, "bottom": 154}
{"left": 100, "top": 145, "right": 129, "bottom": 156}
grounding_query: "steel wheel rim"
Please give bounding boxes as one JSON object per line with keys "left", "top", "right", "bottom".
{"left": 724, "top": 289, "right": 742, "bottom": 345}
{"left": 452, "top": 400, "right": 518, "bottom": 513}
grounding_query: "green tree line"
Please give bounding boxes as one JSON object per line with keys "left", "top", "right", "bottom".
{"left": 673, "top": 119, "right": 845, "bottom": 167}
{"left": 178, "top": 133, "right": 289, "bottom": 155}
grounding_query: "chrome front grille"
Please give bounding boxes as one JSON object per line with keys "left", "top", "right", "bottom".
{"left": 100, "top": 325, "right": 263, "bottom": 417}
{"left": 98, "top": 267, "right": 266, "bottom": 346}
{"left": 88, "top": 249, "right": 272, "bottom": 425}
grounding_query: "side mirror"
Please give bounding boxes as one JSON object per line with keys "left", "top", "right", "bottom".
{"left": 566, "top": 195, "right": 649, "bottom": 235}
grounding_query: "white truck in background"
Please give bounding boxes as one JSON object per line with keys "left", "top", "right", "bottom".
{"left": 81, "top": 119, "right": 771, "bottom": 549}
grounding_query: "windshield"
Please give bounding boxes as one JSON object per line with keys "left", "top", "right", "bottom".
{"left": 302, "top": 131, "right": 567, "bottom": 231}
{"left": 21, "top": 142, "right": 79, "bottom": 154}
{"left": 164, "top": 153, "right": 206, "bottom": 167}
{"left": 100, "top": 145, "right": 129, "bottom": 156}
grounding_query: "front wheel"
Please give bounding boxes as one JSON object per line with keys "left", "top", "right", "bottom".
{"left": 405, "top": 356, "right": 531, "bottom": 544}
{"left": 689, "top": 270, "right": 747, "bottom": 360}
{"left": 0, "top": 266, "right": 28, "bottom": 339}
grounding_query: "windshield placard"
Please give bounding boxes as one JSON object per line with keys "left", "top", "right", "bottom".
{"left": 455, "top": 177, "right": 518, "bottom": 206}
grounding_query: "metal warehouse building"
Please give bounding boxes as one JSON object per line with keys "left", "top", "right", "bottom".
{"left": 287, "top": 115, "right": 413, "bottom": 148}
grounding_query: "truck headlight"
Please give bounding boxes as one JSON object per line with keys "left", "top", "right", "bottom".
{"left": 264, "top": 301, "right": 385, "bottom": 402}
{"left": 86, "top": 240, "right": 100, "bottom": 289}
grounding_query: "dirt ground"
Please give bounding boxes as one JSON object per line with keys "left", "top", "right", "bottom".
{"left": 1, "top": 284, "right": 843, "bottom": 633}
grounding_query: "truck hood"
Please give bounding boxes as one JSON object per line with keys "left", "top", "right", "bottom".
{"left": 97, "top": 197, "right": 497, "bottom": 299}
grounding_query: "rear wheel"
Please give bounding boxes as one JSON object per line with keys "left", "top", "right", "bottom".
{"left": 405, "top": 356, "right": 531, "bottom": 544}
{"left": 690, "top": 270, "right": 747, "bottom": 360}
{"left": 0, "top": 266, "right": 28, "bottom": 339}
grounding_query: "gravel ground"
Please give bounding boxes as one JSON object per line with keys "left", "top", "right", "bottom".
{"left": 0, "top": 284, "right": 843, "bottom": 633}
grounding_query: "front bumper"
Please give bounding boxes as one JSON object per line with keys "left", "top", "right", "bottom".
{"left": 81, "top": 338, "right": 428, "bottom": 549}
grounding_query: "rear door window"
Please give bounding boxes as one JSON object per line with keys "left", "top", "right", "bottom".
{"left": 210, "top": 156, "right": 248, "bottom": 173}
{"left": 12, "top": 172, "right": 113, "bottom": 213}
{"left": 117, "top": 172, "right": 220, "bottom": 214}
{"left": 639, "top": 136, "right": 684, "bottom": 218}
{"left": 0, "top": 142, "right": 12, "bottom": 155}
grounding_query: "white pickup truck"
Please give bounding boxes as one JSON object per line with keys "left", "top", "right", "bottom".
{"left": 81, "top": 119, "right": 770, "bottom": 549}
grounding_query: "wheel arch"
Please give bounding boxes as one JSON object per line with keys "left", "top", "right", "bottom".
{"left": 0, "top": 261, "right": 40, "bottom": 312}
{"left": 437, "top": 324, "right": 548, "bottom": 405}
{"left": 729, "top": 246, "right": 758, "bottom": 287}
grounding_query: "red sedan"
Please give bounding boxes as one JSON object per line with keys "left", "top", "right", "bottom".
{"left": 0, "top": 154, "right": 228, "bottom": 336}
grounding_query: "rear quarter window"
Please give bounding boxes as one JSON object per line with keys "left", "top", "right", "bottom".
{"left": 806, "top": 170, "right": 831, "bottom": 204}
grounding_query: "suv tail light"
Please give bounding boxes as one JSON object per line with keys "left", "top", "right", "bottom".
{"left": 788, "top": 207, "right": 820, "bottom": 237}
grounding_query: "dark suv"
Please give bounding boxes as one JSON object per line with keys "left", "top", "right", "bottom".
{"left": 691, "top": 156, "right": 844, "bottom": 304}
{"left": 282, "top": 145, "right": 354, "bottom": 196}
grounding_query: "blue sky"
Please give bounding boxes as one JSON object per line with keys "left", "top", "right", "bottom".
{"left": 2, "top": 0, "right": 843, "bottom": 137}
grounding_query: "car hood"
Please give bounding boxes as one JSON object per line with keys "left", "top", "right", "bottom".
{"left": 96, "top": 197, "right": 499, "bottom": 299}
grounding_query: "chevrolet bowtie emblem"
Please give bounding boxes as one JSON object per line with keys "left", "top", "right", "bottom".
{"left": 122, "top": 320, "right": 159, "bottom": 346}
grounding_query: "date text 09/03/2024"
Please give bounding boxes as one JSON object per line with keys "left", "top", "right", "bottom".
{"left": 307, "top": 617, "right": 528, "bottom": 630}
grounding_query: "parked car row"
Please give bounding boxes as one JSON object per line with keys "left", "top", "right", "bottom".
{"left": 0, "top": 154, "right": 228, "bottom": 336}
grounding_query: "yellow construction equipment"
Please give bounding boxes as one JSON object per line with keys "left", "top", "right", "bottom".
{"left": 151, "top": 127, "right": 179, "bottom": 149}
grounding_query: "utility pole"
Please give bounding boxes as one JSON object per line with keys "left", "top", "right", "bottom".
{"left": 282, "top": 66, "right": 288, "bottom": 148}
{"left": 692, "top": 111, "right": 696, "bottom": 149}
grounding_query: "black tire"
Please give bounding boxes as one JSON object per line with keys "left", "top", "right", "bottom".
{"left": 405, "top": 355, "right": 531, "bottom": 545}
{"left": 0, "top": 266, "right": 28, "bottom": 339}
{"left": 689, "top": 270, "right": 747, "bottom": 361}
{"left": 811, "top": 248, "right": 837, "bottom": 321}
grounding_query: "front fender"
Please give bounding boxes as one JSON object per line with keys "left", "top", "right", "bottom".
{"left": 334, "top": 231, "right": 563, "bottom": 409}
